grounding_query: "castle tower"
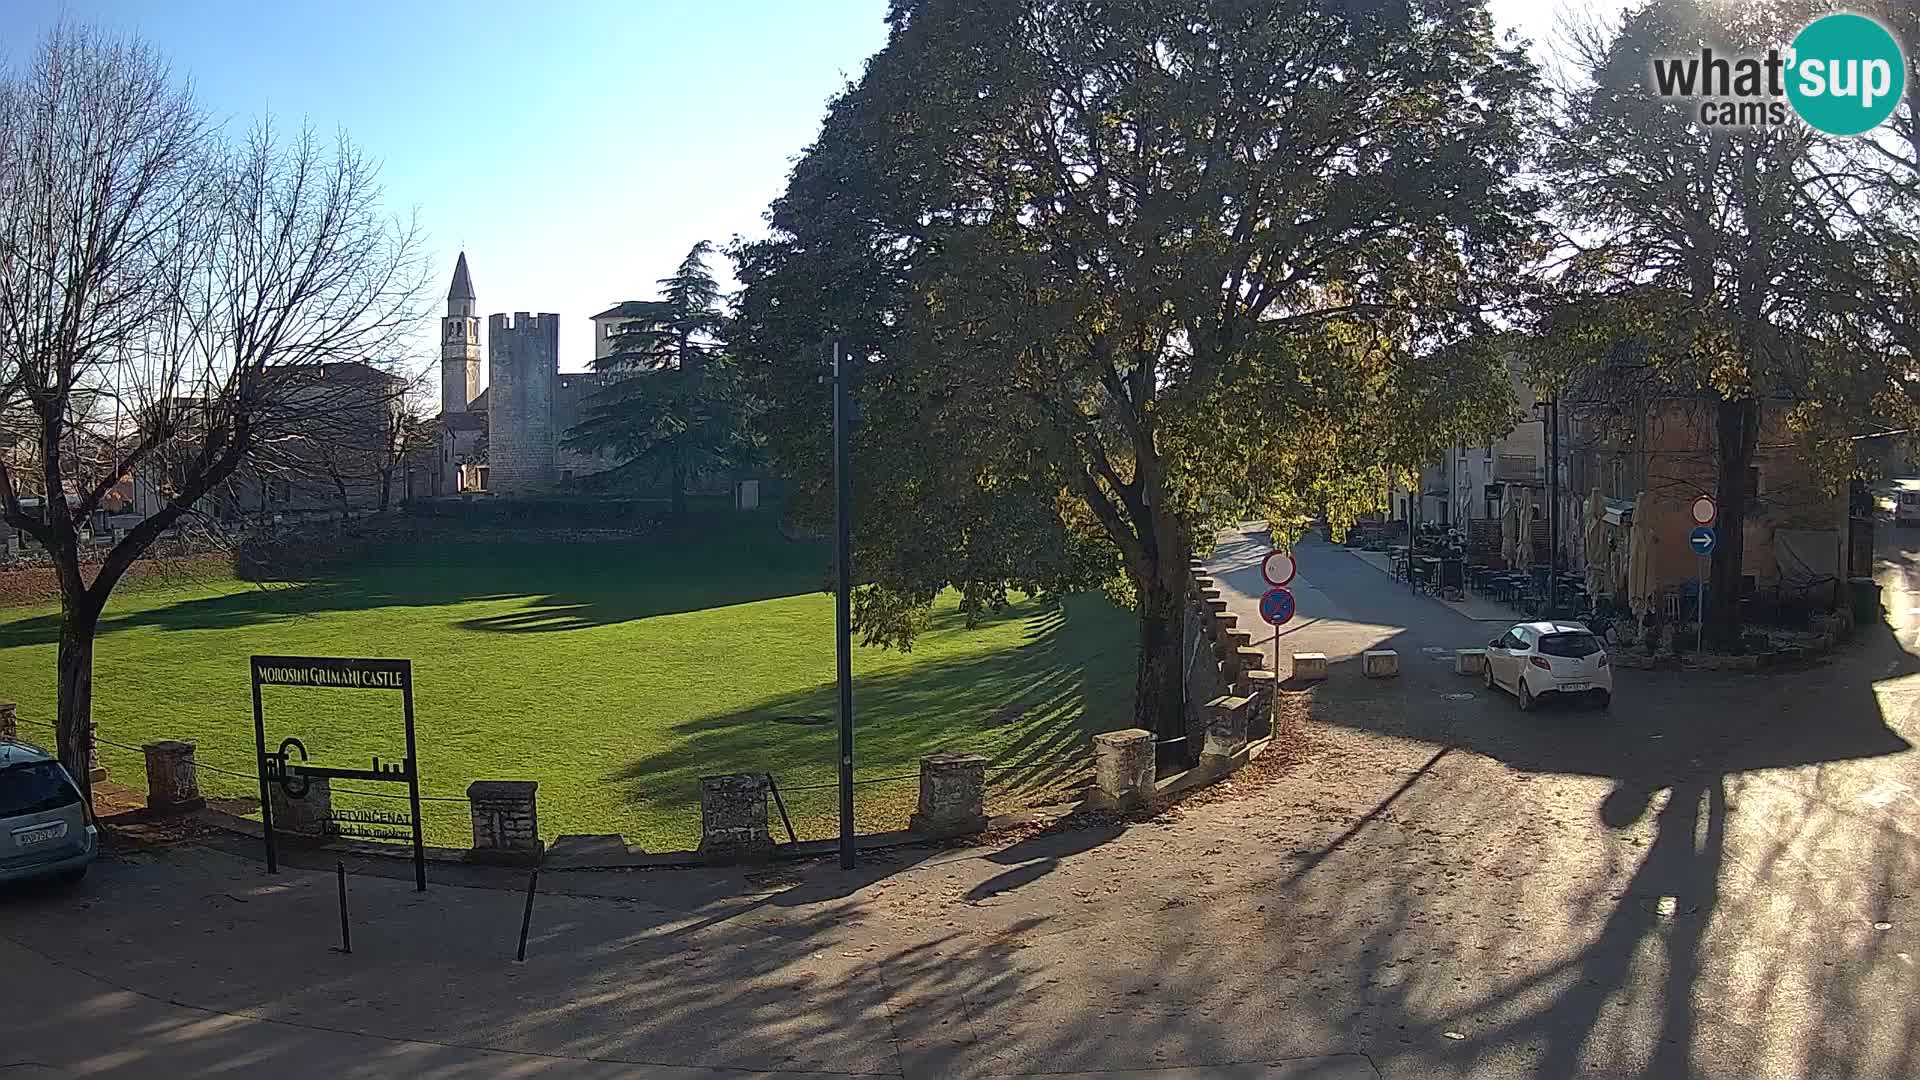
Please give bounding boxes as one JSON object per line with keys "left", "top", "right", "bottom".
{"left": 487, "top": 311, "right": 560, "bottom": 494}
{"left": 440, "top": 252, "right": 481, "bottom": 415}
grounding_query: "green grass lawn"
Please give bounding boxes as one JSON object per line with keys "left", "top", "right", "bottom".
{"left": 0, "top": 513, "right": 1136, "bottom": 850}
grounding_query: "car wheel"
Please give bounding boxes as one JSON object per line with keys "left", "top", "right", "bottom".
{"left": 57, "top": 865, "right": 88, "bottom": 884}
{"left": 1517, "top": 676, "right": 1535, "bottom": 712}
{"left": 1483, "top": 660, "right": 1496, "bottom": 693}
{"left": 1593, "top": 690, "right": 1611, "bottom": 710}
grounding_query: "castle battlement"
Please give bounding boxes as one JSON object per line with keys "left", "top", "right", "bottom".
{"left": 489, "top": 312, "right": 561, "bottom": 335}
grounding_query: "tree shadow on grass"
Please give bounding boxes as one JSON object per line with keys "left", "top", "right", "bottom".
{"left": 606, "top": 595, "right": 1135, "bottom": 842}
{"left": 0, "top": 526, "right": 833, "bottom": 647}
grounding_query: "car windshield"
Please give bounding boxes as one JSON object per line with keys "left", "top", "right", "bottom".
{"left": 0, "top": 761, "right": 81, "bottom": 817}
{"left": 1539, "top": 632, "right": 1602, "bottom": 658}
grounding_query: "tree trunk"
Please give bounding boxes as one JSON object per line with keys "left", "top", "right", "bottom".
{"left": 670, "top": 451, "right": 688, "bottom": 519}
{"left": 55, "top": 600, "right": 101, "bottom": 807}
{"left": 1134, "top": 567, "right": 1190, "bottom": 774}
{"left": 1706, "top": 397, "right": 1758, "bottom": 651}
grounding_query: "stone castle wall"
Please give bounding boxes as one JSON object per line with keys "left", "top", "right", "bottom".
{"left": 488, "top": 313, "right": 559, "bottom": 494}
{"left": 553, "top": 371, "right": 620, "bottom": 480}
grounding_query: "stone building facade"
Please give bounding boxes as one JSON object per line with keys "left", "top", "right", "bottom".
{"left": 431, "top": 253, "right": 617, "bottom": 497}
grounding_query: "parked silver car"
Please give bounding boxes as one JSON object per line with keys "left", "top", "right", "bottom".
{"left": 0, "top": 738, "right": 96, "bottom": 885}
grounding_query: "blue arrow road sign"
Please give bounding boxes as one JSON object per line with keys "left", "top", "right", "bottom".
{"left": 1260, "top": 587, "right": 1296, "bottom": 627}
{"left": 1689, "top": 526, "right": 1716, "bottom": 556}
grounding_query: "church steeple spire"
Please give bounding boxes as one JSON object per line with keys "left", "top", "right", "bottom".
{"left": 441, "top": 253, "right": 481, "bottom": 414}
{"left": 447, "top": 251, "right": 476, "bottom": 316}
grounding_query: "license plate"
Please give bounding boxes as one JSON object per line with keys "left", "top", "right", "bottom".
{"left": 15, "top": 824, "right": 64, "bottom": 847}
{"left": 1560, "top": 682, "right": 1589, "bottom": 692}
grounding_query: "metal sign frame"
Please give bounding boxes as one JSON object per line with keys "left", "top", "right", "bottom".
{"left": 251, "top": 655, "right": 425, "bottom": 891}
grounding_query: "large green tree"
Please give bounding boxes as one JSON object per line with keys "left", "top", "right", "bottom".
{"left": 734, "top": 0, "right": 1537, "bottom": 755}
{"left": 1536, "top": 0, "right": 1920, "bottom": 648}
{"left": 565, "top": 241, "right": 755, "bottom": 517}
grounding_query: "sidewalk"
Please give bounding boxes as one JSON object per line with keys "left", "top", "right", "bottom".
{"left": 1344, "top": 549, "right": 1517, "bottom": 624}
{"left": 2, "top": 832, "right": 1389, "bottom": 1080}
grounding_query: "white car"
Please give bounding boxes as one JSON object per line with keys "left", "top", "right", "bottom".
{"left": 1483, "top": 620, "right": 1612, "bottom": 711}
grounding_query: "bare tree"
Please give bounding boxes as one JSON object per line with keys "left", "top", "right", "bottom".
{"left": 0, "top": 26, "right": 428, "bottom": 801}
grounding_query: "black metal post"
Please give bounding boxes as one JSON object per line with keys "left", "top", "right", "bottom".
{"left": 402, "top": 678, "right": 425, "bottom": 893}
{"left": 1547, "top": 395, "right": 1560, "bottom": 618}
{"left": 767, "top": 773, "right": 798, "bottom": 845}
{"left": 833, "top": 342, "right": 856, "bottom": 871}
{"left": 334, "top": 861, "right": 351, "bottom": 954}
{"left": 515, "top": 863, "right": 539, "bottom": 962}
{"left": 251, "top": 664, "right": 276, "bottom": 875}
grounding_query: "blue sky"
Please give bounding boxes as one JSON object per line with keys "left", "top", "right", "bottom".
{"left": 5, "top": 0, "right": 1617, "bottom": 378}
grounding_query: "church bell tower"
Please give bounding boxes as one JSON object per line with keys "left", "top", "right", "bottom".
{"left": 441, "top": 252, "right": 481, "bottom": 414}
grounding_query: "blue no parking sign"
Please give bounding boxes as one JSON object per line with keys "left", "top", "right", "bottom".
{"left": 1689, "top": 526, "right": 1716, "bottom": 556}
{"left": 1260, "top": 587, "right": 1296, "bottom": 626}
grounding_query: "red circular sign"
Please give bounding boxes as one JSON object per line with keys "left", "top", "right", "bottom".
{"left": 1262, "top": 550, "right": 1297, "bottom": 587}
{"left": 1690, "top": 496, "right": 1716, "bottom": 526}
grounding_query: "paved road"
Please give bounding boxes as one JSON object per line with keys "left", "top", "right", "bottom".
{"left": 3, "top": 526, "right": 1917, "bottom": 1079}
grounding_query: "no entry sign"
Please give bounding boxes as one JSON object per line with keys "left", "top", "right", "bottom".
{"left": 1262, "top": 550, "right": 1297, "bottom": 587}
{"left": 1691, "top": 495, "right": 1717, "bottom": 526}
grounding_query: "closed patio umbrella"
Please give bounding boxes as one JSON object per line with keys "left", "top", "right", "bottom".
{"left": 1502, "top": 492, "right": 1522, "bottom": 569}
{"left": 1583, "top": 489, "right": 1607, "bottom": 599}
{"left": 1627, "top": 491, "right": 1657, "bottom": 617}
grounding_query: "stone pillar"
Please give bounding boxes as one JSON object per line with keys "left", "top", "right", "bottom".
{"left": 909, "top": 753, "right": 988, "bottom": 838}
{"left": 699, "top": 773, "right": 773, "bottom": 863}
{"left": 268, "top": 777, "right": 332, "bottom": 837}
{"left": 0, "top": 702, "right": 14, "bottom": 741}
{"left": 141, "top": 740, "right": 203, "bottom": 814}
{"left": 1236, "top": 670, "right": 1277, "bottom": 740}
{"left": 87, "top": 722, "right": 105, "bottom": 783}
{"left": 468, "top": 780, "right": 541, "bottom": 859}
{"left": 1455, "top": 649, "right": 1487, "bottom": 675}
{"left": 1087, "top": 729, "right": 1155, "bottom": 811}
{"left": 1200, "top": 695, "right": 1251, "bottom": 772}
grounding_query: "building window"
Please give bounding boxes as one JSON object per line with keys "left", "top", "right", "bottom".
{"left": 270, "top": 480, "right": 291, "bottom": 503}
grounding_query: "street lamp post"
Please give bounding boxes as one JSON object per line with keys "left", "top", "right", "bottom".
{"left": 831, "top": 341, "right": 855, "bottom": 871}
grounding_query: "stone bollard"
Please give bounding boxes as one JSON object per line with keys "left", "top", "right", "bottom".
{"left": 1087, "top": 729, "right": 1156, "bottom": 811}
{"left": 1199, "top": 695, "right": 1251, "bottom": 774}
{"left": 1203, "top": 597, "right": 1230, "bottom": 618}
{"left": 1363, "top": 650, "right": 1401, "bottom": 678}
{"left": 1455, "top": 649, "right": 1487, "bottom": 676}
{"left": 909, "top": 753, "right": 988, "bottom": 838}
{"left": 268, "top": 776, "right": 332, "bottom": 838}
{"left": 1237, "top": 670, "right": 1277, "bottom": 739}
{"left": 87, "top": 722, "right": 105, "bottom": 783}
{"left": 1290, "top": 652, "right": 1329, "bottom": 682}
{"left": 1192, "top": 575, "right": 1217, "bottom": 594}
{"left": 468, "top": 780, "right": 541, "bottom": 861}
{"left": 141, "top": 740, "right": 203, "bottom": 814}
{"left": 0, "top": 702, "right": 14, "bottom": 741}
{"left": 699, "top": 773, "right": 773, "bottom": 863}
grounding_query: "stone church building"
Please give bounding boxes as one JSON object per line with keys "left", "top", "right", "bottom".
{"left": 429, "top": 253, "right": 624, "bottom": 497}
